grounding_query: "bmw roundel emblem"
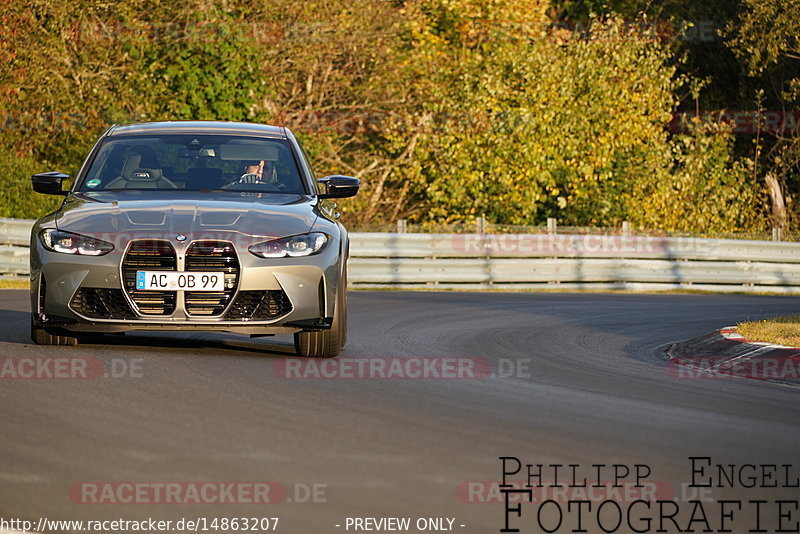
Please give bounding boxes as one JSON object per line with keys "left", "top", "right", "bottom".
{"left": 176, "top": 234, "right": 187, "bottom": 242}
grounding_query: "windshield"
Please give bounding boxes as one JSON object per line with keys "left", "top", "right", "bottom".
{"left": 78, "top": 135, "right": 307, "bottom": 194}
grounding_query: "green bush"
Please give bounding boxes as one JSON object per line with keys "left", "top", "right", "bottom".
{"left": 0, "top": 149, "right": 62, "bottom": 219}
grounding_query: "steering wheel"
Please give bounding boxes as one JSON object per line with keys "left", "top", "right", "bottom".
{"left": 238, "top": 173, "right": 262, "bottom": 184}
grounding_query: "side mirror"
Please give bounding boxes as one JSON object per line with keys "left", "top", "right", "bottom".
{"left": 32, "top": 172, "right": 69, "bottom": 195}
{"left": 317, "top": 175, "right": 360, "bottom": 199}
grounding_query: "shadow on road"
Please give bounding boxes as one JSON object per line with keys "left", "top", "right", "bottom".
{"left": 82, "top": 332, "right": 297, "bottom": 358}
{"left": 0, "top": 306, "right": 297, "bottom": 358}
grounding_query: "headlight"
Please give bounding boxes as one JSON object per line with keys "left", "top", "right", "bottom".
{"left": 249, "top": 233, "right": 329, "bottom": 258}
{"left": 39, "top": 229, "right": 114, "bottom": 256}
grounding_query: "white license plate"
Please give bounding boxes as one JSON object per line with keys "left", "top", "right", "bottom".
{"left": 136, "top": 271, "right": 225, "bottom": 291}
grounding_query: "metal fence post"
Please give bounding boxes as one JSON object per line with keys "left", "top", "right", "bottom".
{"left": 547, "top": 218, "right": 557, "bottom": 235}
{"left": 622, "top": 221, "right": 632, "bottom": 237}
{"left": 476, "top": 215, "right": 486, "bottom": 235}
{"left": 397, "top": 219, "right": 407, "bottom": 234}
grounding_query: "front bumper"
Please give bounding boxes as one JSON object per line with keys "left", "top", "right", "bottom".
{"left": 30, "top": 234, "right": 342, "bottom": 335}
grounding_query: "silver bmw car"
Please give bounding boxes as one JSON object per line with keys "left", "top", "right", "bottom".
{"left": 29, "top": 121, "right": 359, "bottom": 358}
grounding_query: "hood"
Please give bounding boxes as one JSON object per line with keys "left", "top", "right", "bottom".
{"left": 55, "top": 191, "right": 319, "bottom": 241}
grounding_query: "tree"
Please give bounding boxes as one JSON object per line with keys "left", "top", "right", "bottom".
{"left": 381, "top": 3, "right": 760, "bottom": 230}
{"left": 729, "top": 0, "right": 800, "bottom": 232}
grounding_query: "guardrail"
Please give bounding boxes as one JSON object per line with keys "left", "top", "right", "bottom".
{"left": 0, "top": 218, "right": 33, "bottom": 275}
{"left": 0, "top": 218, "right": 32, "bottom": 247}
{"left": 348, "top": 232, "right": 800, "bottom": 292}
{"left": 4, "top": 218, "right": 800, "bottom": 292}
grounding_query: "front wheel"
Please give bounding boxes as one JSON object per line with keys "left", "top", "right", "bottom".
{"left": 30, "top": 316, "right": 78, "bottom": 346}
{"left": 294, "top": 271, "right": 347, "bottom": 358}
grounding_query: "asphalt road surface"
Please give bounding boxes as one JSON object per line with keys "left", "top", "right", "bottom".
{"left": 1, "top": 290, "right": 799, "bottom": 533}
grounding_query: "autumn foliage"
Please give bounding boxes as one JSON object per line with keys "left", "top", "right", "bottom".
{"left": 1, "top": 0, "right": 796, "bottom": 233}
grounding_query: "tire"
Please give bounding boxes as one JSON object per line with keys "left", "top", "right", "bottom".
{"left": 293, "top": 269, "right": 347, "bottom": 358}
{"left": 30, "top": 316, "right": 78, "bottom": 346}
{"left": 339, "top": 268, "right": 348, "bottom": 349}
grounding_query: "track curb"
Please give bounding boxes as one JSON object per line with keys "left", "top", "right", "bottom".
{"left": 666, "top": 326, "right": 800, "bottom": 382}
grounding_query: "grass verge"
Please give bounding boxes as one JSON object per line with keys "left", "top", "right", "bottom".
{"left": 738, "top": 315, "right": 800, "bottom": 347}
{"left": 0, "top": 278, "right": 28, "bottom": 289}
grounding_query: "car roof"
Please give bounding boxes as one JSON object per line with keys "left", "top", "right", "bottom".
{"left": 107, "top": 121, "right": 288, "bottom": 139}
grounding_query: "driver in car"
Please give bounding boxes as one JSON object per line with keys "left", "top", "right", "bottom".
{"left": 238, "top": 160, "right": 279, "bottom": 186}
